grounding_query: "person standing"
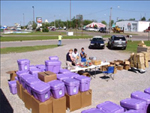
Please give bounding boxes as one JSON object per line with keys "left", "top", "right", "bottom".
{"left": 80, "top": 47, "right": 87, "bottom": 62}
{"left": 58, "top": 34, "right": 62, "bottom": 46}
{"left": 66, "top": 49, "right": 74, "bottom": 69}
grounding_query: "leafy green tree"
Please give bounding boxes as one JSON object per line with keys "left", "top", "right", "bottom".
{"left": 32, "top": 21, "right": 37, "bottom": 30}
{"left": 117, "top": 19, "right": 124, "bottom": 22}
{"left": 129, "top": 18, "right": 135, "bottom": 21}
{"left": 101, "top": 20, "right": 107, "bottom": 25}
{"left": 141, "top": 17, "right": 146, "bottom": 21}
{"left": 148, "top": 18, "right": 150, "bottom": 21}
{"left": 111, "top": 20, "right": 114, "bottom": 26}
{"left": 94, "top": 24, "right": 98, "bottom": 28}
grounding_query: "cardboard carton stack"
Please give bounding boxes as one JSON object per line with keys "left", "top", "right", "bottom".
{"left": 6, "top": 70, "right": 17, "bottom": 81}
{"left": 129, "top": 52, "right": 149, "bottom": 69}
{"left": 137, "top": 41, "right": 150, "bottom": 61}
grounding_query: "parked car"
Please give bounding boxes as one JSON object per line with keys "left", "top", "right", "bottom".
{"left": 86, "top": 28, "right": 99, "bottom": 32}
{"left": 107, "top": 35, "right": 127, "bottom": 50}
{"left": 89, "top": 36, "right": 105, "bottom": 49}
{"left": 99, "top": 27, "right": 109, "bottom": 33}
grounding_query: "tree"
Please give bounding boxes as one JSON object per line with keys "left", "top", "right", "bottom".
{"left": 148, "top": 18, "right": 150, "bottom": 21}
{"left": 141, "top": 17, "right": 146, "bottom": 21}
{"left": 111, "top": 20, "right": 114, "bottom": 26}
{"left": 117, "top": 19, "right": 124, "bottom": 22}
{"left": 32, "top": 21, "right": 37, "bottom": 30}
{"left": 129, "top": 18, "right": 135, "bottom": 21}
{"left": 101, "top": 20, "right": 107, "bottom": 25}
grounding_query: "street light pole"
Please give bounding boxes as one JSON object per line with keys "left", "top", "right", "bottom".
{"left": 109, "top": 7, "right": 112, "bottom": 33}
{"left": 32, "top": 6, "right": 35, "bottom": 30}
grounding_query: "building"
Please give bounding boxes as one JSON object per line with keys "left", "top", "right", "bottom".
{"left": 116, "top": 21, "right": 150, "bottom": 32}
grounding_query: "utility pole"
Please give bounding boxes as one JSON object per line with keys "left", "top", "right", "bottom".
{"left": 54, "top": 15, "right": 55, "bottom": 27}
{"left": 70, "top": 0, "right": 71, "bottom": 31}
{"left": 23, "top": 13, "right": 25, "bottom": 29}
{"left": 109, "top": 7, "right": 112, "bottom": 33}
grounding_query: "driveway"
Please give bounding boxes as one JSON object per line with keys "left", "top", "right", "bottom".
{"left": 1, "top": 39, "right": 150, "bottom": 113}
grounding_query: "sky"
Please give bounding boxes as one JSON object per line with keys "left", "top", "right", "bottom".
{"left": 1, "top": 1, "right": 150, "bottom": 26}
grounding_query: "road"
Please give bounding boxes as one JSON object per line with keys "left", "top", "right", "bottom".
{"left": 1, "top": 31, "right": 150, "bottom": 48}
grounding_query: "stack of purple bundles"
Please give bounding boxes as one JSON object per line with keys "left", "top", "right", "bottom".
{"left": 17, "top": 59, "right": 30, "bottom": 71}
{"left": 8, "top": 80, "right": 17, "bottom": 95}
{"left": 48, "top": 80, "right": 65, "bottom": 99}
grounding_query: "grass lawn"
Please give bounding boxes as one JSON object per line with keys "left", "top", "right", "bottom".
{"left": 1, "top": 45, "right": 58, "bottom": 54}
{"left": 3, "top": 31, "right": 87, "bottom": 36}
{"left": 0, "top": 35, "right": 95, "bottom": 42}
{"left": 125, "top": 41, "right": 150, "bottom": 53}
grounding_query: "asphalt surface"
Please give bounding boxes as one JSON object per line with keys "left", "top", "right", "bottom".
{"left": 1, "top": 31, "right": 150, "bottom": 48}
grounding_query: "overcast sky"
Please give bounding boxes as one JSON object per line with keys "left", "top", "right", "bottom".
{"left": 1, "top": 1, "right": 150, "bottom": 26}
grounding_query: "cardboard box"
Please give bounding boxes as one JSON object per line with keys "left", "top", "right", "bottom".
{"left": 117, "top": 65, "right": 123, "bottom": 70}
{"left": 52, "top": 96, "right": 66, "bottom": 113}
{"left": 81, "top": 89, "right": 92, "bottom": 108}
{"left": 100, "top": 65, "right": 108, "bottom": 72}
{"left": 21, "top": 85, "right": 25, "bottom": 102}
{"left": 32, "top": 96, "right": 52, "bottom": 113}
{"left": 124, "top": 60, "right": 130, "bottom": 65}
{"left": 17, "top": 81, "right": 22, "bottom": 100}
{"left": 38, "top": 71, "right": 57, "bottom": 82}
{"left": 66, "top": 92, "right": 81, "bottom": 112}
{"left": 124, "top": 65, "right": 130, "bottom": 70}
{"left": 92, "top": 60, "right": 101, "bottom": 65}
{"left": 114, "top": 60, "right": 124, "bottom": 65}
{"left": 6, "top": 70, "right": 17, "bottom": 81}
{"left": 82, "top": 72, "right": 91, "bottom": 77}
{"left": 24, "top": 90, "right": 33, "bottom": 110}
{"left": 114, "top": 66, "right": 117, "bottom": 74}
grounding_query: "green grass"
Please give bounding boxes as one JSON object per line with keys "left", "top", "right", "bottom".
{"left": 125, "top": 41, "right": 150, "bottom": 53}
{"left": 3, "top": 31, "right": 87, "bottom": 36}
{"left": 0, "top": 35, "right": 94, "bottom": 42}
{"left": 0, "top": 45, "right": 58, "bottom": 54}
{"left": 3, "top": 31, "right": 66, "bottom": 35}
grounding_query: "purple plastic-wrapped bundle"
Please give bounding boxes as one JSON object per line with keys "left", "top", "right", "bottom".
{"left": 59, "top": 69, "right": 71, "bottom": 74}
{"left": 96, "top": 101, "right": 124, "bottom": 113}
{"left": 48, "top": 80, "right": 65, "bottom": 99}
{"left": 29, "top": 65, "right": 36, "bottom": 70}
{"left": 36, "top": 64, "right": 46, "bottom": 72}
{"left": 25, "top": 77, "right": 41, "bottom": 95}
{"left": 65, "top": 73, "right": 80, "bottom": 79}
{"left": 20, "top": 74, "right": 34, "bottom": 88}
{"left": 31, "top": 81, "right": 50, "bottom": 102}
{"left": 144, "top": 87, "right": 150, "bottom": 95}
{"left": 124, "top": 110, "right": 140, "bottom": 113}
{"left": 57, "top": 74, "right": 70, "bottom": 81}
{"left": 49, "top": 56, "right": 59, "bottom": 61}
{"left": 8, "top": 80, "right": 17, "bottom": 95}
{"left": 16, "top": 71, "right": 29, "bottom": 83}
{"left": 29, "top": 68, "right": 41, "bottom": 79}
{"left": 17, "top": 59, "right": 30, "bottom": 71}
{"left": 81, "top": 108, "right": 107, "bottom": 113}
{"left": 131, "top": 91, "right": 150, "bottom": 113}
{"left": 120, "top": 98, "right": 146, "bottom": 113}
{"left": 45, "top": 60, "right": 61, "bottom": 74}
{"left": 15, "top": 76, "right": 18, "bottom": 80}
{"left": 74, "top": 76, "right": 91, "bottom": 92}
{"left": 63, "top": 78, "right": 79, "bottom": 96}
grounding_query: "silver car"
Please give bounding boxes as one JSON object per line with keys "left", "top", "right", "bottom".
{"left": 107, "top": 35, "right": 127, "bottom": 50}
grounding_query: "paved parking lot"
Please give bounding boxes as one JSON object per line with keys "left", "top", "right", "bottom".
{"left": 1, "top": 40, "right": 150, "bottom": 113}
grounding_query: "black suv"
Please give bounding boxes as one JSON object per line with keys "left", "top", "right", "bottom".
{"left": 107, "top": 35, "right": 127, "bottom": 50}
{"left": 89, "top": 36, "right": 105, "bottom": 49}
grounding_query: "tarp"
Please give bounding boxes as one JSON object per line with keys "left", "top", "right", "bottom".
{"left": 86, "top": 22, "right": 106, "bottom": 28}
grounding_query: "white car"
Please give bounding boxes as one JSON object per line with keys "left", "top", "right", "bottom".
{"left": 86, "top": 28, "right": 99, "bottom": 32}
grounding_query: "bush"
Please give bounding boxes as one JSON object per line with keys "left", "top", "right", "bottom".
{"left": 42, "top": 28, "right": 49, "bottom": 32}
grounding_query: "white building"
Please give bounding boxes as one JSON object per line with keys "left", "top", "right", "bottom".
{"left": 116, "top": 21, "right": 150, "bottom": 32}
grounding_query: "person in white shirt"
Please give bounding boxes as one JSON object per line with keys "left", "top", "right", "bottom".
{"left": 72, "top": 48, "right": 79, "bottom": 65}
